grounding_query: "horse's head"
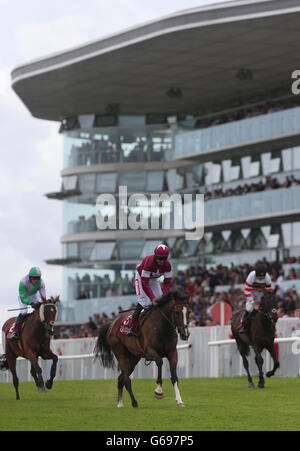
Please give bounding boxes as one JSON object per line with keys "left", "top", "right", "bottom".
{"left": 39, "top": 296, "right": 59, "bottom": 336}
{"left": 260, "top": 292, "right": 278, "bottom": 323}
{"left": 171, "top": 289, "right": 191, "bottom": 341}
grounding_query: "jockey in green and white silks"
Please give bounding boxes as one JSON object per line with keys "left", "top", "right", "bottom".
{"left": 9, "top": 267, "right": 47, "bottom": 341}
{"left": 18, "top": 267, "right": 46, "bottom": 312}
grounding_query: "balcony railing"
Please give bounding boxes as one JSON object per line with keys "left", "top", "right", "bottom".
{"left": 204, "top": 186, "right": 300, "bottom": 225}
{"left": 175, "top": 107, "right": 300, "bottom": 159}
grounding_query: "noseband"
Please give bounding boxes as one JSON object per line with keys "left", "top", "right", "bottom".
{"left": 39, "top": 303, "right": 58, "bottom": 336}
{"left": 259, "top": 306, "right": 277, "bottom": 324}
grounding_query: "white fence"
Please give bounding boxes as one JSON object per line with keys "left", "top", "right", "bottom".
{"left": 0, "top": 339, "right": 192, "bottom": 384}
{"left": 2, "top": 318, "right": 300, "bottom": 382}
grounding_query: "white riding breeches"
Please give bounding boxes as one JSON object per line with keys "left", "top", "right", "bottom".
{"left": 135, "top": 271, "right": 163, "bottom": 308}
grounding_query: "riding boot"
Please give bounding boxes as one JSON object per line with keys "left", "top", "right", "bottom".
{"left": 127, "top": 304, "right": 143, "bottom": 337}
{"left": 9, "top": 314, "right": 27, "bottom": 341}
{"left": 239, "top": 310, "right": 251, "bottom": 334}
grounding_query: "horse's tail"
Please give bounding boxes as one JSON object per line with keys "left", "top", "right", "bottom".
{"left": 94, "top": 322, "right": 115, "bottom": 369}
{"left": 0, "top": 354, "right": 9, "bottom": 371}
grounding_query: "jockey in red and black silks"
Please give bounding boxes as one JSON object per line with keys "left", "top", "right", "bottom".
{"left": 126, "top": 244, "right": 172, "bottom": 337}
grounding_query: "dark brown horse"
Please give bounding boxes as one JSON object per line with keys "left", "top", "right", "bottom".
{"left": 94, "top": 289, "right": 191, "bottom": 408}
{"left": 231, "top": 292, "right": 279, "bottom": 388}
{"left": 0, "top": 297, "right": 59, "bottom": 400}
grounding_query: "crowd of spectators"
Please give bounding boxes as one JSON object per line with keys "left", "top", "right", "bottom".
{"left": 194, "top": 99, "right": 299, "bottom": 129}
{"left": 204, "top": 174, "right": 300, "bottom": 202}
{"left": 55, "top": 257, "right": 300, "bottom": 338}
{"left": 74, "top": 273, "right": 135, "bottom": 299}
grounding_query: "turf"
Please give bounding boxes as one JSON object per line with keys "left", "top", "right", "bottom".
{"left": 1, "top": 377, "right": 300, "bottom": 431}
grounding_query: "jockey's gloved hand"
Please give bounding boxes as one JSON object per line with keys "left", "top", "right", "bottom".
{"left": 31, "top": 302, "right": 40, "bottom": 310}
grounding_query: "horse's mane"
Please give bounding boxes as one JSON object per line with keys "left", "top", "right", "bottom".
{"left": 156, "top": 291, "right": 173, "bottom": 307}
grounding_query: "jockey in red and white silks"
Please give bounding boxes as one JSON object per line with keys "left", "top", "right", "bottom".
{"left": 239, "top": 263, "right": 273, "bottom": 334}
{"left": 126, "top": 244, "right": 172, "bottom": 337}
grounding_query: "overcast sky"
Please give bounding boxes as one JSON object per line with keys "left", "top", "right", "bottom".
{"left": 0, "top": 0, "right": 227, "bottom": 329}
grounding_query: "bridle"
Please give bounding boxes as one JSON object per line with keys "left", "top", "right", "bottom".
{"left": 39, "top": 303, "right": 58, "bottom": 336}
{"left": 259, "top": 305, "right": 278, "bottom": 324}
{"left": 157, "top": 300, "right": 190, "bottom": 340}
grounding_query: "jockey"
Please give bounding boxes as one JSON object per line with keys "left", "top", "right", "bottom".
{"left": 9, "top": 267, "right": 46, "bottom": 341}
{"left": 239, "top": 263, "right": 273, "bottom": 334}
{"left": 126, "top": 244, "right": 173, "bottom": 337}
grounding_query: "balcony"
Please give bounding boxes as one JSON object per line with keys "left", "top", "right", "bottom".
{"left": 175, "top": 107, "right": 300, "bottom": 163}
{"left": 204, "top": 186, "right": 300, "bottom": 231}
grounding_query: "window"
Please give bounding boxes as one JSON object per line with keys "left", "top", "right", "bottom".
{"left": 96, "top": 173, "right": 117, "bottom": 193}
{"left": 146, "top": 171, "right": 164, "bottom": 192}
{"left": 90, "top": 242, "right": 116, "bottom": 261}
{"left": 79, "top": 174, "right": 95, "bottom": 194}
{"left": 119, "top": 172, "right": 146, "bottom": 192}
{"left": 79, "top": 241, "right": 94, "bottom": 260}
{"left": 66, "top": 243, "right": 78, "bottom": 258}
{"left": 119, "top": 240, "right": 145, "bottom": 260}
{"left": 63, "top": 175, "right": 78, "bottom": 191}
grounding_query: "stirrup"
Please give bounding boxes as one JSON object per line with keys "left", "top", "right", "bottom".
{"left": 9, "top": 332, "right": 20, "bottom": 341}
{"left": 126, "top": 327, "right": 138, "bottom": 337}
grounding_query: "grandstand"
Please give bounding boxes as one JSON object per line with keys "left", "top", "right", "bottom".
{"left": 11, "top": 0, "right": 300, "bottom": 326}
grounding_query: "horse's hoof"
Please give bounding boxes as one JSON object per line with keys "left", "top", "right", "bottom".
{"left": 266, "top": 371, "right": 273, "bottom": 378}
{"left": 154, "top": 391, "right": 164, "bottom": 400}
{"left": 258, "top": 383, "right": 265, "bottom": 389}
{"left": 248, "top": 383, "right": 255, "bottom": 388}
{"left": 46, "top": 380, "right": 53, "bottom": 390}
{"left": 177, "top": 403, "right": 185, "bottom": 407}
{"left": 132, "top": 403, "right": 138, "bottom": 408}
{"left": 117, "top": 403, "right": 124, "bottom": 408}
{"left": 38, "top": 385, "right": 46, "bottom": 393}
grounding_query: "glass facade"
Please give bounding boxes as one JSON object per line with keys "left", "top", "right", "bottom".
{"left": 57, "top": 108, "right": 300, "bottom": 303}
{"left": 63, "top": 124, "right": 172, "bottom": 168}
{"left": 175, "top": 107, "right": 300, "bottom": 158}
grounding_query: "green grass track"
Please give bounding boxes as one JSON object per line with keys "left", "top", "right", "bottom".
{"left": 1, "top": 378, "right": 300, "bottom": 431}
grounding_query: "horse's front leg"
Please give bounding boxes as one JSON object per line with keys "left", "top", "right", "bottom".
{"left": 167, "top": 349, "right": 185, "bottom": 407}
{"left": 154, "top": 360, "right": 164, "bottom": 400}
{"left": 265, "top": 343, "right": 279, "bottom": 378}
{"left": 253, "top": 345, "right": 264, "bottom": 388}
{"left": 144, "top": 348, "right": 164, "bottom": 400}
{"left": 42, "top": 351, "right": 58, "bottom": 390}
{"left": 28, "top": 352, "right": 46, "bottom": 392}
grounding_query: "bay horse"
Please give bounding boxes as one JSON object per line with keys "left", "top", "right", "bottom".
{"left": 231, "top": 292, "right": 279, "bottom": 388}
{"left": 94, "top": 289, "right": 191, "bottom": 408}
{"left": 0, "top": 297, "right": 59, "bottom": 400}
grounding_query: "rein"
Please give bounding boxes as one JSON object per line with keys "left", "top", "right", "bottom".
{"left": 39, "top": 303, "right": 58, "bottom": 335}
{"left": 157, "top": 307, "right": 177, "bottom": 330}
{"left": 157, "top": 302, "right": 190, "bottom": 332}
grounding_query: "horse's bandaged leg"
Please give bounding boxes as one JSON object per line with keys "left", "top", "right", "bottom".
{"left": 174, "top": 381, "right": 184, "bottom": 406}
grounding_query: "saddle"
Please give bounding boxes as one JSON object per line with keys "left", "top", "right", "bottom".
{"left": 6, "top": 313, "right": 31, "bottom": 340}
{"left": 6, "top": 320, "right": 25, "bottom": 340}
{"left": 118, "top": 307, "right": 152, "bottom": 336}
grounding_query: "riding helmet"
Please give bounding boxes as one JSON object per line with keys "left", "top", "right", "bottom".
{"left": 154, "top": 244, "right": 169, "bottom": 258}
{"left": 29, "top": 267, "right": 42, "bottom": 278}
{"left": 255, "top": 263, "right": 267, "bottom": 277}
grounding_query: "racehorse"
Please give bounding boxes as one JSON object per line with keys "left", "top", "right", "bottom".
{"left": 0, "top": 297, "right": 60, "bottom": 400}
{"left": 94, "top": 288, "right": 191, "bottom": 408}
{"left": 231, "top": 291, "right": 279, "bottom": 388}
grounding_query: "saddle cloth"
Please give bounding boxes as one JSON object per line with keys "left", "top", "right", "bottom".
{"left": 118, "top": 307, "right": 152, "bottom": 336}
{"left": 6, "top": 319, "right": 25, "bottom": 340}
